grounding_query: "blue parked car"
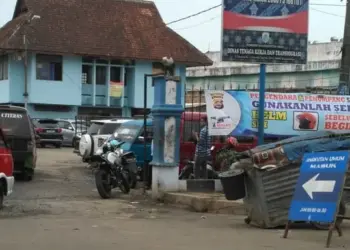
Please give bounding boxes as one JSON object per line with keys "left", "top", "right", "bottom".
{"left": 112, "top": 119, "right": 153, "bottom": 178}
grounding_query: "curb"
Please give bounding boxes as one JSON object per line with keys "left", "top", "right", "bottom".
{"left": 161, "top": 192, "right": 246, "bottom": 215}
{"left": 178, "top": 179, "right": 223, "bottom": 192}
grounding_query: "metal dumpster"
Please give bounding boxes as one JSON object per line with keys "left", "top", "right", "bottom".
{"left": 244, "top": 163, "right": 301, "bottom": 228}
{"left": 235, "top": 132, "right": 350, "bottom": 228}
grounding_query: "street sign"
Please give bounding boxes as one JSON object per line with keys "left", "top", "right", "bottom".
{"left": 221, "top": 0, "right": 309, "bottom": 64}
{"left": 283, "top": 150, "right": 349, "bottom": 247}
{"left": 288, "top": 151, "right": 348, "bottom": 223}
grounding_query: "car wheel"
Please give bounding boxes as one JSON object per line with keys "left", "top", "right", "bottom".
{"left": 40, "top": 143, "right": 46, "bottom": 148}
{"left": 55, "top": 144, "right": 62, "bottom": 148}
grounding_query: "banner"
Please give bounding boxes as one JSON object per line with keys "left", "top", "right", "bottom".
{"left": 222, "top": 0, "right": 309, "bottom": 64}
{"left": 205, "top": 90, "right": 350, "bottom": 137}
{"left": 110, "top": 81, "right": 124, "bottom": 98}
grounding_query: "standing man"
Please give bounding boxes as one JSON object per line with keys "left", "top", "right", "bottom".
{"left": 194, "top": 116, "right": 212, "bottom": 179}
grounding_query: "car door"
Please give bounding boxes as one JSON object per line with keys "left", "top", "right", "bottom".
{"left": 0, "top": 128, "right": 13, "bottom": 177}
{"left": 65, "top": 122, "right": 75, "bottom": 144}
{"left": 59, "top": 121, "right": 74, "bottom": 145}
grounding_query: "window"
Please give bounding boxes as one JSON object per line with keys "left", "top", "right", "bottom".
{"left": 58, "top": 121, "right": 71, "bottom": 129}
{"left": 82, "top": 65, "right": 93, "bottom": 84}
{"left": 96, "top": 59, "right": 108, "bottom": 64}
{"left": 82, "top": 57, "right": 94, "bottom": 63}
{"left": 36, "top": 120, "right": 59, "bottom": 128}
{"left": 111, "top": 59, "right": 123, "bottom": 65}
{"left": 124, "top": 67, "right": 134, "bottom": 87}
{"left": 99, "top": 123, "right": 121, "bottom": 134}
{"left": 115, "top": 124, "right": 142, "bottom": 143}
{"left": 139, "top": 125, "right": 153, "bottom": 143}
{"left": 33, "top": 104, "right": 71, "bottom": 112}
{"left": 110, "top": 67, "right": 121, "bottom": 82}
{"left": 96, "top": 66, "right": 107, "bottom": 85}
{"left": 0, "top": 111, "right": 31, "bottom": 137}
{"left": 87, "top": 122, "right": 104, "bottom": 135}
{"left": 36, "top": 54, "right": 63, "bottom": 81}
{"left": 0, "top": 55, "right": 8, "bottom": 80}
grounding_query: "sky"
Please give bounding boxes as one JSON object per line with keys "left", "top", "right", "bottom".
{"left": 0, "top": 0, "right": 346, "bottom": 52}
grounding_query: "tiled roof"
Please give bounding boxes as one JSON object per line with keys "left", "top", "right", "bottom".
{"left": 0, "top": 0, "right": 212, "bottom": 66}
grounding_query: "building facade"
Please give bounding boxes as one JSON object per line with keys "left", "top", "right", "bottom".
{"left": 0, "top": 0, "right": 211, "bottom": 119}
{"left": 186, "top": 41, "right": 342, "bottom": 92}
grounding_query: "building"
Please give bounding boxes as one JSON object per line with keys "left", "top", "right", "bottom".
{"left": 0, "top": 0, "right": 212, "bottom": 119}
{"left": 186, "top": 40, "right": 342, "bottom": 91}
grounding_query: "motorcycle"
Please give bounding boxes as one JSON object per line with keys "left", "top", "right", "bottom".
{"left": 93, "top": 135, "right": 138, "bottom": 189}
{"left": 179, "top": 146, "right": 219, "bottom": 180}
{"left": 93, "top": 140, "right": 136, "bottom": 199}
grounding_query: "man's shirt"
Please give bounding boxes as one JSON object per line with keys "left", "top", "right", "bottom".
{"left": 195, "top": 126, "right": 211, "bottom": 157}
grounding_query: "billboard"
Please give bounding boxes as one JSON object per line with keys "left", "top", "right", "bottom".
{"left": 205, "top": 90, "right": 350, "bottom": 137}
{"left": 222, "top": 0, "right": 309, "bottom": 64}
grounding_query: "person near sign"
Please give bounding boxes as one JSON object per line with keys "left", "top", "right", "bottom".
{"left": 194, "top": 117, "right": 212, "bottom": 179}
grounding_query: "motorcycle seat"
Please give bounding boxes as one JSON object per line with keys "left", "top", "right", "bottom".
{"left": 122, "top": 152, "right": 134, "bottom": 157}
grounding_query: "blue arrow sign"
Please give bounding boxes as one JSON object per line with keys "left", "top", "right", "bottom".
{"left": 288, "top": 151, "right": 349, "bottom": 223}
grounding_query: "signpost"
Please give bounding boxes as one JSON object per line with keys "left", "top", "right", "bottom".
{"left": 283, "top": 151, "right": 349, "bottom": 248}
{"left": 221, "top": 0, "right": 309, "bottom": 144}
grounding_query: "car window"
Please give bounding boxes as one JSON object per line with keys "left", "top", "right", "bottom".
{"left": 115, "top": 124, "right": 142, "bottom": 143}
{"left": 87, "top": 122, "right": 104, "bottom": 135}
{"left": 139, "top": 125, "right": 153, "bottom": 143}
{"left": 73, "top": 122, "right": 87, "bottom": 131}
{"left": 37, "top": 120, "right": 59, "bottom": 128}
{"left": 58, "top": 121, "right": 71, "bottom": 129}
{"left": 0, "top": 111, "right": 31, "bottom": 137}
{"left": 99, "top": 123, "right": 121, "bottom": 134}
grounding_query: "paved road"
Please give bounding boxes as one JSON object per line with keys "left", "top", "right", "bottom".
{"left": 0, "top": 148, "right": 350, "bottom": 249}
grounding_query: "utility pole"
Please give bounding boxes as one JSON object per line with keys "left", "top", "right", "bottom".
{"left": 23, "top": 34, "right": 28, "bottom": 110}
{"left": 21, "top": 14, "right": 40, "bottom": 110}
{"left": 340, "top": 0, "right": 350, "bottom": 93}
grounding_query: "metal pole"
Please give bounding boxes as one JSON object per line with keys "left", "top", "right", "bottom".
{"left": 258, "top": 64, "right": 266, "bottom": 145}
{"left": 23, "top": 34, "right": 28, "bottom": 110}
{"left": 143, "top": 74, "right": 148, "bottom": 192}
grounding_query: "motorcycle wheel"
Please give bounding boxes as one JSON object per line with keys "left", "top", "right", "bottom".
{"left": 119, "top": 171, "right": 131, "bottom": 194}
{"left": 127, "top": 170, "right": 137, "bottom": 189}
{"left": 311, "top": 201, "right": 346, "bottom": 230}
{"left": 95, "top": 169, "right": 112, "bottom": 199}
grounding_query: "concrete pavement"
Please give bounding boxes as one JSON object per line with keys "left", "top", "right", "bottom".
{"left": 1, "top": 148, "right": 350, "bottom": 249}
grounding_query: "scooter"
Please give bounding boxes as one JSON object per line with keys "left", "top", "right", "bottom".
{"left": 179, "top": 146, "right": 219, "bottom": 180}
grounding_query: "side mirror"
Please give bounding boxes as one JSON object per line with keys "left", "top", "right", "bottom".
{"left": 138, "top": 136, "right": 145, "bottom": 142}
{"left": 68, "top": 126, "right": 74, "bottom": 130}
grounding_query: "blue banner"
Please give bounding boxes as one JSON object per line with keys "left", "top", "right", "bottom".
{"left": 205, "top": 90, "right": 350, "bottom": 137}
